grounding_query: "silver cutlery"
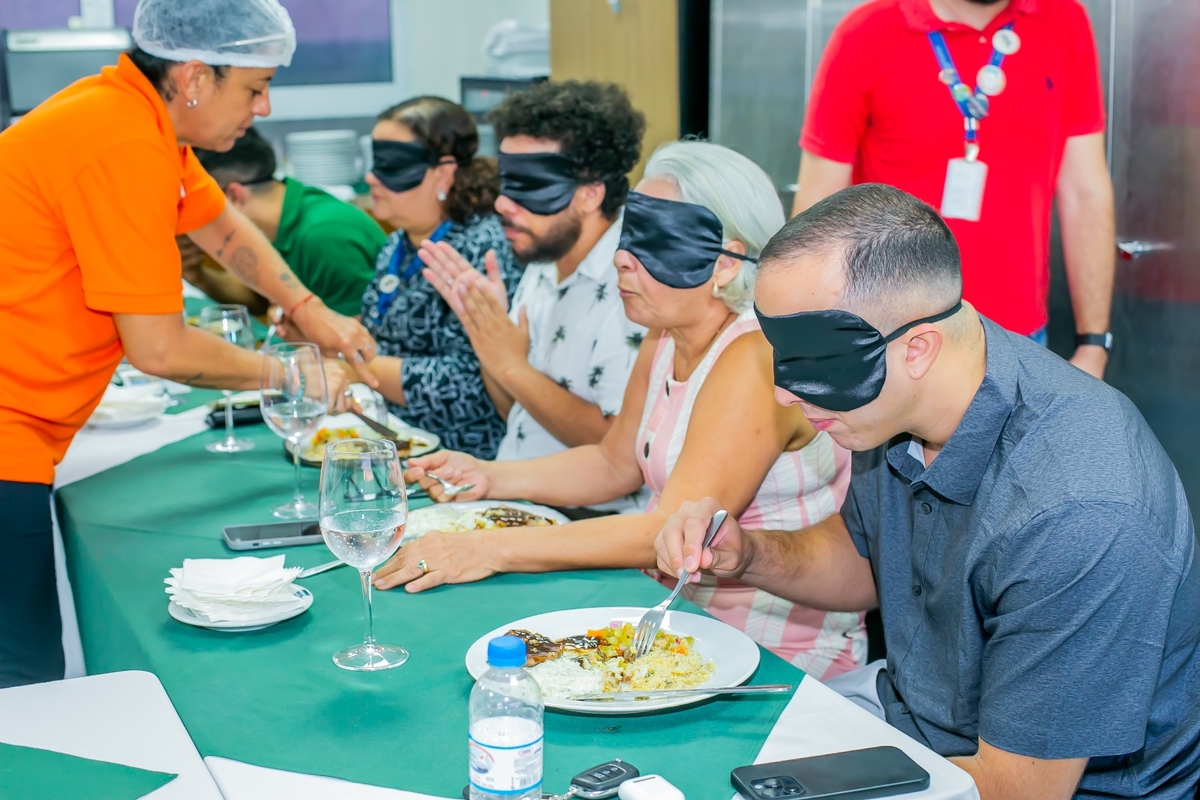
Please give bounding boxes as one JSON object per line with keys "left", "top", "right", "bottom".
{"left": 631, "top": 509, "right": 728, "bottom": 659}
{"left": 569, "top": 683, "right": 791, "bottom": 702}
{"left": 424, "top": 472, "right": 475, "bottom": 498}
{"left": 297, "top": 559, "right": 345, "bottom": 579}
{"left": 258, "top": 322, "right": 276, "bottom": 352}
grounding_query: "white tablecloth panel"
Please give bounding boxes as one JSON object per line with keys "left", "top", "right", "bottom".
{"left": 0, "top": 671, "right": 223, "bottom": 799}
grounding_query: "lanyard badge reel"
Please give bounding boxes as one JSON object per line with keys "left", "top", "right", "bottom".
{"left": 930, "top": 23, "right": 1019, "bottom": 222}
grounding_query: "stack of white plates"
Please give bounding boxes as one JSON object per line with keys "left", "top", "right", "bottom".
{"left": 286, "top": 129, "right": 363, "bottom": 186}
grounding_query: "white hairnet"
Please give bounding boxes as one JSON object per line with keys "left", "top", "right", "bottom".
{"left": 132, "top": 0, "right": 296, "bottom": 69}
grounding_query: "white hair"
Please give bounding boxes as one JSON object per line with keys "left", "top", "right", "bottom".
{"left": 642, "top": 140, "right": 785, "bottom": 312}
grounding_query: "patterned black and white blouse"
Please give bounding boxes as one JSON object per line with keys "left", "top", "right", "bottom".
{"left": 360, "top": 214, "right": 522, "bottom": 459}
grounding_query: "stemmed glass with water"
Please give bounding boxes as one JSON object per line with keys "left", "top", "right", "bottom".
{"left": 319, "top": 438, "right": 409, "bottom": 671}
{"left": 198, "top": 304, "right": 256, "bottom": 453}
{"left": 261, "top": 343, "right": 328, "bottom": 519}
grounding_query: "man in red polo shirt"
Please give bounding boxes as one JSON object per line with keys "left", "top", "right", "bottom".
{"left": 793, "top": 0, "right": 1115, "bottom": 378}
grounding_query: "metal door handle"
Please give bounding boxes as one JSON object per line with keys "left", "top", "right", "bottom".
{"left": 1117, "top": 240, "right": 1173, "bottom": 259}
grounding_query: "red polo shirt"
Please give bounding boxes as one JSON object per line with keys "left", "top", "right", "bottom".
{"left": 800, "top": 0, "right": 1105, "bottom": 335}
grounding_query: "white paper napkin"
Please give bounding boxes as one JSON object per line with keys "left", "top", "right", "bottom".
{"left": 165, "top": 555, "right": 305, "bottom": 623}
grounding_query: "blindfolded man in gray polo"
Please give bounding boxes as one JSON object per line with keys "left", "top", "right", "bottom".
{"left": 654, "top": 184, "right": 1200, "bottom": 800}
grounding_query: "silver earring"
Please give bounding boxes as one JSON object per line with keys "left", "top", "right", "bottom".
{"left": 186, "top": 98, "right": 199, "bottom": 108}
{"left": 711, "top": 279, "right": 722, "bottom": 298}
{"left": 436, "top": 190, "right": 447, "bottom": 202}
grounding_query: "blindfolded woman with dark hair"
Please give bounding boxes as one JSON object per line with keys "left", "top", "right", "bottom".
{"left": 350, "top": 96, "right": 523, "bottom": 458}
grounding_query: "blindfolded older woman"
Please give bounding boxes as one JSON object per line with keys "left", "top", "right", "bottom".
{"left": 377, "top": 141, "right": 865, "bottom": 678}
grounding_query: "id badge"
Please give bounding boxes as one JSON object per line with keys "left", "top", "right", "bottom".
{"left": 940, "top": 158, "right": 988, "bottom": 221}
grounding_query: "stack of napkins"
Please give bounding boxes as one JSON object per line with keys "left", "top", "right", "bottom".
{"left": 90, "top": 383, "right": 170, "bottom": 423}
{"left": 165, "top": 555, "right": 304, "bottom": 623}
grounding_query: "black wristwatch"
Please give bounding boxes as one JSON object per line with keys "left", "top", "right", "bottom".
{"left": 1075, "top": 332, "right": 1114, "bottom": 353}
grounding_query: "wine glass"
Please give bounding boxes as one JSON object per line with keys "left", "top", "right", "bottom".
{"left": 261, "top": 343, "right": 328, "bottom": 519}
{"left": 319, "top": 438, "right": 409, "bottom": 671}
{"left": 199, "top": 305, "right": 257, "bottom": 452}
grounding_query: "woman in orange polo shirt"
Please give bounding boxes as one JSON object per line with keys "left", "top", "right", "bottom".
{"left": 0, "top": 0, "right": 373, "bottom": 687}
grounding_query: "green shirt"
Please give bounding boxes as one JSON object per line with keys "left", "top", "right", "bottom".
{"left": 274, "top": 178, "right": 387, "bottom": 317}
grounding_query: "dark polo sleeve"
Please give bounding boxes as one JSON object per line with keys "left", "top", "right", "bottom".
{"left": 978, "top": 499, "right": 1185, "bottom": 760}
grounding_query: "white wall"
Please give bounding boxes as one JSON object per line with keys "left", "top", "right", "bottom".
{"left": 396, "top": 0, "right": 548, "bottom": 101}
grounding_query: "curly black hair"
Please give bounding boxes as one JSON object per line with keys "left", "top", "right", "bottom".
{"left": 488, "top": 80, "right": 645, "bottom": 220}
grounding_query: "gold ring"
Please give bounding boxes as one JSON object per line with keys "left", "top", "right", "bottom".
{"left": 416, "top": 559, "right": 429, "bottom": 575}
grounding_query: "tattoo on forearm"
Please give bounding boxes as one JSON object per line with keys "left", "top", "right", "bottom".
{"left": 214, "top": 229, "right": 236, "bottom": 259}
{"left": 227, "top": 246, "right": 260, "bottom": 285}
{"left": 280, "top": 271, "right": 299, "bottom": 288}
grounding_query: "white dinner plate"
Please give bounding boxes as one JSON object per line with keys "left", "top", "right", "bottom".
{"left": 87, "top": 397, "right": 171, "bottom": 429}
{"left": 402, "top": 500, "right": 569, "bottom": 544}
{"left": 167, "top": 586, "right": 313, "bottom": 632}
{"left": 285, "top": 413, "right": 441, "bottom": 467}
{"left": 464, "top": 606, "right": 761, "bottom": 714}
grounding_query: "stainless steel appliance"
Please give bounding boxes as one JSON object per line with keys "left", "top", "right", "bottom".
{"left": 1, "top": 28, "right": 132, "bottom": 128}
{"left": 711, "top": 0, "right": 1200, "bottom": 509}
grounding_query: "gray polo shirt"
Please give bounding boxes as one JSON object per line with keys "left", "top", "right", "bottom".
{"left": 844, "top": 318, "right": 1200, "bottom": 799}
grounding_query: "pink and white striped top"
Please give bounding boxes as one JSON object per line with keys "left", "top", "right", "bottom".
{"left": 634, "top": 309, "right": 866, "bottom": 680}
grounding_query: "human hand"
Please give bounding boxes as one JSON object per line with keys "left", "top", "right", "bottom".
{"left": 419, "top": 242, "right": 508, "bottom": 314}
{"left": 655, "top": 498, "right": 749, "bottom": 580}
{"left": 306, "top": 358, "right": 352, "bottom": 413}
{"left": 1069, "top": 346, "right": 1107, "bottom": 379}
{"left": 373, "top": 530, "right": 496, "bottom": 593}
{"left": 457, "top": 282, "right": 530, "bottom": 381}
{"left": 289, "top": 298, "right": 379, "bottom": 388}
{"left": 404, "top": 449, "right": 491, "bottom": 502}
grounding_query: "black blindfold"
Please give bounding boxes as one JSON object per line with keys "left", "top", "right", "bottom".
{"left": 372, "top": 140, "right": 440, "bottom": 194}
{"left": 618, "top": 191, "right": 757, "bottom": 290}
{"left": 498, "top": 152, "right": 580, "bottom": 216}
{"left": 756, "top": 301, "right": 963, "bottom": 412}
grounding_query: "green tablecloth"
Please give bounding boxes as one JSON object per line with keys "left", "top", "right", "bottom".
{"left": 56, "top": 424, "right": 803, "bottom": 797}
{"left": 0, "top": 742, "right": 176, "bottom": 799}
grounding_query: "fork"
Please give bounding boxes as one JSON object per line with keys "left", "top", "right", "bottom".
{"left": 424, "top": 472, "right": 476, "bottom": 499}
{"left": 631, "top": 508, "right": 728, "bottom": 660}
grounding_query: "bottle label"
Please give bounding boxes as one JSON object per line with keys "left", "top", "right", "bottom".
{"left": 469, "top": 725, "right": 543, "bottom": 795}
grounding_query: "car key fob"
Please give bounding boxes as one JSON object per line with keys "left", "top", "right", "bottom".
{"left": 571, "top": 760, "right": 641, "bottom": 799}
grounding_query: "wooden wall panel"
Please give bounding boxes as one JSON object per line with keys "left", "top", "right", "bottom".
{"left": 549, "top": 0, "right": 680, "bottom": 181}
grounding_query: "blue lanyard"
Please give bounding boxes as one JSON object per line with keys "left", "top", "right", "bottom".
{"left": 927, "top": 22, "right": 1013, "bottom": 145}
{"left": 372, "top": 220, "right": 452, "bottom": 320}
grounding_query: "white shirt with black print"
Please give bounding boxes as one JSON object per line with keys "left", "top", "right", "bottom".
{"left": 496, "top": 217, "right": 648, "bottom": 512}
{"left": 361, "top": 214, "right": 522, "bottom": 459}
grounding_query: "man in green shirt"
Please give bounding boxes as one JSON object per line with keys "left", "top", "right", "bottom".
{"left": 183, "top": 127, "right": 386, "bottom": 317}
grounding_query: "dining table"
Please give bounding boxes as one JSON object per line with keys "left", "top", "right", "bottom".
{"left": 44, "top": 366, "right": 980, "bottom": 799}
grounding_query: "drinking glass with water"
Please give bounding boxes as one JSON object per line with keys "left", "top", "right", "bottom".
{"left": 199, "top": 304, "right": 256, "bottom": 453}
{"left": 261, "top": 342, "right": 328, "bottom": 519}
{"left": 319, "top": 438, "right": 409, "bottom": 671}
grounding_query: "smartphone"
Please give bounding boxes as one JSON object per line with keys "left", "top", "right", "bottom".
{"left": 223, "top": 521, "right": 323, "bottom": 551}
{"left": 731, "top": 746, "right": 930, "bottom": 800}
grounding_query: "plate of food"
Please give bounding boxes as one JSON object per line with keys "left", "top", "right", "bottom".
{"left": 464, "top": 606, "right": 760, "bottom": 714}
{"left": 402, "top": 500, "right": 568, "bottom": 543}
{"left": 285, "top": 412, "right": 440, "bottom": 466}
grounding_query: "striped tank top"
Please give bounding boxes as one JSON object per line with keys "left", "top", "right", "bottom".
{"left": 635, "top": 309, "right": 866, "bottom": 679}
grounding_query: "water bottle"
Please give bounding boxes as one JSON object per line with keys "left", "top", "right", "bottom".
{"left": 469, "top": 635, "right": 544, "bottom": 800}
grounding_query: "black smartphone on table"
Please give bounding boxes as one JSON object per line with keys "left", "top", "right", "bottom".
{"left": 223, "top": 521, "right": 323, "bottom": 551}
{"left": 731, "top": 746, "right": 930, "bottom": 799}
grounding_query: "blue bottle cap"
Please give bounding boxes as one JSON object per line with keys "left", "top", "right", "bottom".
{"left": 487, "top": 635, "right": 528, "bottom": 668}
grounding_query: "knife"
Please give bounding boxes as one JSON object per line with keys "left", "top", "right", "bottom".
{"left": 568, "top": 684, "right": 793, "bottom": 701}
{"left": 350, "top": 407, "right": 408, "bottom": 444}
{"left": 297, "top": 560, "right": 346, "bottom": 579}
